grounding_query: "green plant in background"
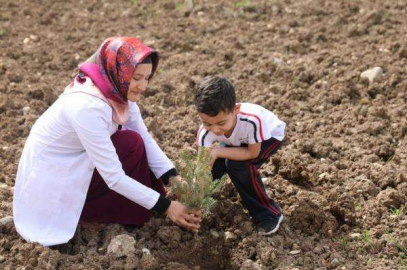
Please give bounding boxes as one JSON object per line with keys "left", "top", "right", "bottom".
{"left": 131, "top": 0, "right": 138, "bottom": 6}
{"left": 235, "top": 0, "right": 249, "bottom": 8}
{"left": 362, "top": 230, "right": 373, "bottom": 248}
{"left": 171, "top": 147, "right": 226, "bottom": 216}
{"left": 340, "top": 237, "right": 349, "bottom": 251}
{"left": 355, "top": 204, "right": 363, "bottom": 212}
{"left": 390, "top": 204, "right": 406, "bottom": 216}
{"left": 176, "top": 0, "right": 184, "bottom": 9}
{"left": 385, "top": 232, "right": 407, "bottom": 268}
{"left": 0, "top": 30, "right": 6, "bottom": 37}
{"left": 395, "top": 241, "right": 407, "bottom": 269}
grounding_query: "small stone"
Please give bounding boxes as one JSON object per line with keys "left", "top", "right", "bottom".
{"left": 233, "top": 229, "right": 243, "bottom": 237}
{"left": 74, "top": 53, "right": 81, "bottom": 61}
{"left": 141, "top": 248, "right": 151, "bottom": 255}
{"left": 331, "top": 258, "right": 340, "bottom": 268}
{"left": 359, "top": 97, "right": 370, "bottom": 104}
{"left": 290, "top": 250, "right": 301, "bottom": 255}
{"left": 210, "top": 229, "right": 220, "bottom": 238}
{"left": 140, "top": 253, "right": 159, "bottom": 270}
{"left": 399, "top": 48, "right": 407, "bottom": 59}
{"left": 318, "top": 172, "right": 330, "bottom": 180}
{"left": 183, "top": 0, "right": 194, "bottom": 15}
{"left": 242, "top": 221, "right": 254, "bottom": 234}
{"left": 242, "top": 259, "right": 261, "bottom": 270}
{"left": 224, "top": 231, "right": 237, "bottom": 242}
{"left": 29, "top": 35, "right": 39, "bottom": 42}
{"left": 350, "top": 233, "right": 361, "bottom": 240}
{"left": 313, "top": 246, "right": 323, "bottom": 254}
{"left": 0, "top": 256, "right": 5, "bottom": 263}
{"left": 271, "top": 5, "right": 281, "bottom": 15}
{"left": 0, "top": 216, "right": 13, "bottom": 225}
{"left": 241, "top": 259, "right": 253, "bottom": 268}
{"left": 273, "top": 57, "right": 284, "bottom": 66}
{"left": 360, "top": 67, "right": 383, "bottom": 82}
{"left": 22, "top": 106, "right": 31, "bottom": 115}
{"left": 0, "top": 183, "right": 8, "bottom": 189}
{"left": 107, "top": 234, "right": 136, "bottom": 257}
{"left": 23, "top": 37, "right": 30, "bottom": 44}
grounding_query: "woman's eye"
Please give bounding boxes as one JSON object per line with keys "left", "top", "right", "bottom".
{"left": 133, "top": 76, "right": 150, "bottom": 81}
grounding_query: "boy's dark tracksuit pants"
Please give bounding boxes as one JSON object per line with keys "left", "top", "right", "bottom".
{"left": 211, "top": 137, "right": 282, "bottom": 223}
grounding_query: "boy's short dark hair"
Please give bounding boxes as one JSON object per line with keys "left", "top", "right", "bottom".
{"left": 194, "top": 75, "right": 236, "bottom": 117}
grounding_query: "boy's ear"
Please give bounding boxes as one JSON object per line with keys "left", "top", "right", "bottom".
{"left": 234, "top": 103, "right": 241, "bottom": 113}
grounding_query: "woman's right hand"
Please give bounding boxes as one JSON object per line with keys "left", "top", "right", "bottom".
{"left": 165, "top": 201, "right": 201, "bottom": 232}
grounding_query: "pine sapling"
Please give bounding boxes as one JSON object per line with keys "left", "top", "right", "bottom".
{"left": 171, "top": 147, "right": 226, "bottom": 217}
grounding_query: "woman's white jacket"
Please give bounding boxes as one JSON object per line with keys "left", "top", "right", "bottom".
{"left": 13, "top": 78, "right": 174, "bottom": 246}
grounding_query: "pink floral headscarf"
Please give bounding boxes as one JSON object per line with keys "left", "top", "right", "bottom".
{"left": 65, "top": 37, "right": 159, "bottom": 125}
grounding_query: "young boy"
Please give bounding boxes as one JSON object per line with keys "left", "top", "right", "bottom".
{"left": 195, "top": 75, "right": 286, "bottom": 235}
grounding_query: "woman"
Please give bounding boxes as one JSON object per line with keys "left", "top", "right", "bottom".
{"left": 13, "top": 37, "right": 200, "bottom": 247}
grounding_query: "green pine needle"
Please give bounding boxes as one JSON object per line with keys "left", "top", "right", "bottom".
{"left": 171, "top": 147, "right": 226, "bottom": 216}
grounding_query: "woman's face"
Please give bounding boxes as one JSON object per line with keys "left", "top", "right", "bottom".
{"left": 128, "top": 63, "right": 153, "bottom": 102}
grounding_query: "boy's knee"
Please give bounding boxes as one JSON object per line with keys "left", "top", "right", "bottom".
{"left": 225, "top": 159, "right": 248, "bottom": 172}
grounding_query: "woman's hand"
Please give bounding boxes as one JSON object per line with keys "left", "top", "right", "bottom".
{"left": 165, "top": 201, "right": 201, "bottom": 232}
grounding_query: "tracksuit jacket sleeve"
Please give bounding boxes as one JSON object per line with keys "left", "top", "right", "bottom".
{"left": 68, "top": 102, "right": 160, "bottom": 210}
{"left": 124, "top": 102, "right": 176, "bottom": 180}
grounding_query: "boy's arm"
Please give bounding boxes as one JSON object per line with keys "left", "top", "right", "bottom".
{"left": 210, "top": 143, "right": 261, "bottom": 161}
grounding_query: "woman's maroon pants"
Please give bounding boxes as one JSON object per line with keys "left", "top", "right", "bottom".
{"left": 80, "top": 130, "right": 166, "bottom": 226}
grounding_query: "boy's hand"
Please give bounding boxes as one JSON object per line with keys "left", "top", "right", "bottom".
{"left": 209, "top": 146, "right": 221, "bottom": 165}
{"left": 209, "top": 143, "right": 261, "bottom": 162}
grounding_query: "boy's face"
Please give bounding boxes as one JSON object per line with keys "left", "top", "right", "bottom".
{"left": 198, "top": 104, "right": 240, "bottom": 137}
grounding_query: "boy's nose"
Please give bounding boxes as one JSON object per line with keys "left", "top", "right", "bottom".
{"left": 212, "top": 127, "right": 222, "bottom": 135}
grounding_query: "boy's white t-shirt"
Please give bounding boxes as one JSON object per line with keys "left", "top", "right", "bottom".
{"left": 197, "top": 103, "right": 286, "bottom": 147}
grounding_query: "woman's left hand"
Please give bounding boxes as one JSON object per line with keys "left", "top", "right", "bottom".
{"left": 165, "top": 201, "right": 201, "bottom": 232}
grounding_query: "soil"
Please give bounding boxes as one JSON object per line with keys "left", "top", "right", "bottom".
{"left": 0, "top": 0, "right": 406, "bottom": 269}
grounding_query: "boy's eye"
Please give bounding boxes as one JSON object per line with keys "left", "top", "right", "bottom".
{"left": 218, "top": 122, "right": 226, "bottom": 126}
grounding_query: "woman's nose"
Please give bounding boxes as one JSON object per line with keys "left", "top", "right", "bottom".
{"left": 140, "top": 79, "right": 148, "bottom": 91}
